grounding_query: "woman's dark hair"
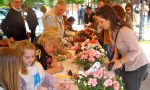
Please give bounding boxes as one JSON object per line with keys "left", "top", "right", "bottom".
{"left": 67, "top": 16, "right": 75, "bottom": 23}
{"left": 113, "top": 4, "right": 125, "bottom": 20}
{"left": 125, "top": 3, "right": 133, "bottom": 12}
{"left": 95, "top": 5, "right": 130, "bottom": 31}
{"left": 86, "top": 6, "right": 92, "bottom": 10}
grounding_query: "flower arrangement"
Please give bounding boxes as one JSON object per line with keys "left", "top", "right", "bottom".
{"left": 74, "top": 48, "right": 106, "bottom": 69}
{"left": 75, "top": 67, "right": 124, "bottom": 90}
{"left": 79, "top": 28, "right": 96, "bottom": 40}
{"left": 75, "top": 39, "right": 105, "bottom": 54}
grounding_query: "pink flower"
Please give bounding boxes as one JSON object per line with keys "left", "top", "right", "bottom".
{"left": 88, "top": 57, "right": 95, "bottom": 62}
{"left": 84, "top": 71, "right": 90, "bottom": 75}
{"left": 103, "top": 79, "right": 113, "bottom": 87}
{"left": 103, "top": 76, "right": 108, "bottom": 79}
{"left": 87, "top": 50, "right": 95, "bottom": 57}
{"left": 87, "top": 78, "right": 98, "bottom": 86}
{"left": 95, "top": 54, "right": 100, "bottom": 58}
{"left": 81, "top": 54, "right": 88, "bottom": 60}
{"left": 94, "top": 50, "right": 100, "bottom": 55}
{"left": 92, "top": 70, "right": 103, "bottom": 79}
{"left": 113, "top": 81, "right": 120, "bottom": 90}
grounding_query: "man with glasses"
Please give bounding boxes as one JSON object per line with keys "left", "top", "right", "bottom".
{"left": 43, "top": 0, "right": 70, "bottom": 46}
{"left": 1, "top": 0, "right": 27, "bottom": 41}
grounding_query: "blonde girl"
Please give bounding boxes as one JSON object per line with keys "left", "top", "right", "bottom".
{"left": 16, "top": 40, "right": 71, "bottom": 90}
{"left": 16, "top": 40, "right": 46, "bottom": 90}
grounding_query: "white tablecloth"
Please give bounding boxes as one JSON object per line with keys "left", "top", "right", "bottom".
{"left": 54, "top": 50, "right": 79, "bottom": 90}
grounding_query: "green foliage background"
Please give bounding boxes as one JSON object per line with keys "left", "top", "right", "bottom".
{"left": 0, "top": 0, "right": 130, "bottom": 8}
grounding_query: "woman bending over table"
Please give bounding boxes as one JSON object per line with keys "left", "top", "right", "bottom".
{"left": 95, "top": 5, "right": 149, "bottom": 90}
{"left": 36, "top": 27, "right": 71, "bottom": 74}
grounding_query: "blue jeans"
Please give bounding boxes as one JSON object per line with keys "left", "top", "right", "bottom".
{"left": 123, "top": 64, "right": 148, "bottom": 90}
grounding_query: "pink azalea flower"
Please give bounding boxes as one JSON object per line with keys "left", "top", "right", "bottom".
{"left": 87, "top": 78, "right": 98, "bottom": 87}
{"left": 89, "top": 54, "right": 94, "bottom": 58}
{"left": 84, "top": 71, "right": 90, "bottom": 75}
{"left": 103, "top": 79, "right": 113, "bottom": 87}
{"left": 103, "top": 76, "right": 108, "bottom": 79}
{"left": 113, "top": 81, "right": 120, "bottom": 90}
{"left": 88, "top": 57, "right": 95, "bottom": 62}
{"left": 88, "top": 51, "right": 96, "bottom": 58}
{"left": 95, "top": 50, "right": 100, "bottom": 55}
{"left": 95, "top": 54, "right": 100, "bottom": 58}
{"left": 86, "top": 50, "right": 94, "bottom": 55}
{"left": 81, "top": 54, "right": 88, "bottom": 60}
{"left": 92, "top": 70, "right": 103, "bottom": 79}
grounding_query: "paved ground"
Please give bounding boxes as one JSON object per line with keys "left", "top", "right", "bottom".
{"left": 141, "top": 66, "right": 150, "bottom": 90}
{"left": 140, "top": 44, "right": 150, "bottom": 90}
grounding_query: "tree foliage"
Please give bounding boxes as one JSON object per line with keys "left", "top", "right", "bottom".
{"left": 66, "top": 0, "right": 85, "bottom": 4}
{"left": 24, "top": 0, "right": 44, "bottom": 8}
{"left": 0, "top": 0, "right": 9, "bottom": 6}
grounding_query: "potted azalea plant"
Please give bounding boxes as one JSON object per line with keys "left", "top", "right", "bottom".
{"left": 74, "top": 48, "right": 106, "bottom": 70}
{"left": 75, "top": 67, "right": 124, "bottom": 90}
{"left": 75, "top": 39, "right": 105, "bottom": 54}
{"left": 79, "top": 28, "right": 96, "bottom": 40}
{"left": 74, "top": 28, "right": 96, "bottom": 42}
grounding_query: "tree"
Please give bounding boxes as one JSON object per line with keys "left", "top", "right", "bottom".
{"left": 66, "top": 0, "right": 85, "bottom": 4}
{"left": 24, "top": 0, "right": 44, "bottom": 8}
{"left": 0, "top": 0, "right": 8, "bottom": 6}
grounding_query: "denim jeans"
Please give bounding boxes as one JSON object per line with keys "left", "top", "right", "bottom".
{"left": 123, "top": 64, "right": 148, "bottom": 90}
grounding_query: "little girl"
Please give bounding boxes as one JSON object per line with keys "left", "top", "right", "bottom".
{"left": 16, "top": 40, "right": 70, "bottom": 90}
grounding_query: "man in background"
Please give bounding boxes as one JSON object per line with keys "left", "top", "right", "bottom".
{"left": 43, "top": 0, "right": 70, "bottom": 46}
{"left": 22, "top": 4, "right": 39, "bottom": 43}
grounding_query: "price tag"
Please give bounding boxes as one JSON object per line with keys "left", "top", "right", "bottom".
{"left": 87, "top": 62, "right": 101, "bottom": 73}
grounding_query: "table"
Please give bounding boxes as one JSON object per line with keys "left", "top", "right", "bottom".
{"left": 53, "top": 40, "right": 111, "bottom": 90}
{"left": 54, "top": 50, "right": 79, "bottom": 90}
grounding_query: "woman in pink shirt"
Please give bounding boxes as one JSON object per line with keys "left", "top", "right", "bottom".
{"left": 95, "top": 5, "right": 149, "bottom": 90}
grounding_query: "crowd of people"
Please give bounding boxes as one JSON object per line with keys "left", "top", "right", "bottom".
{"left": 0, "top": 0, "right": 149, "bottom": 90}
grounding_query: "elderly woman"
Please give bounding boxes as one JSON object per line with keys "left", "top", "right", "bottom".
{"left": 36, "top": 27, "right": 71, "bottom": 74}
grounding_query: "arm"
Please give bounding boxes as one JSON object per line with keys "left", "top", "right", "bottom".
{"left": 42, "top": 73, "right": 71, "bottom": 90}
{"left": 51, "top": 57, "right": 57, "bottom": 67}
{"left": 120, "top": 27, "right": 141, "bottom": 62}
{"left": 1, "top": 13, "right": 13, "bottom": 39}
{"left": 45, "top": 66, "right": 64, "bottom": 74}
{"left": 112, "top": 27, "right": 141, "bottom": 69}
{"left": 45, "top": 57, "right": 64, "bottom": 74}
